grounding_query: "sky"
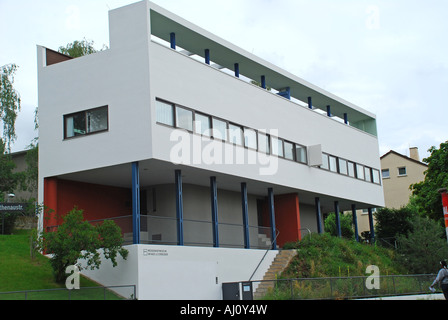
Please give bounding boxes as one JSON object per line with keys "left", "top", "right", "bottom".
{"left": 1, "top": 0, "right": 447, "bottom": 160}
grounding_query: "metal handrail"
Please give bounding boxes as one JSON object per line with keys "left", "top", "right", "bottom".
{"left": 249, "top": 229, "right": 280, "bottom": 281}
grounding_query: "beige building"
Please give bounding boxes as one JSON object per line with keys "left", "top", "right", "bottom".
{"left": 355, "top": 147, "right": 427, "bottom": 235}
{"left": 380, "top": 147, "right": 427, "bottom": 209}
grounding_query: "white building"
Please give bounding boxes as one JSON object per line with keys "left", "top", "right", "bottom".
{"left": 37, "top": 1, "right": 384, "bottom": 300}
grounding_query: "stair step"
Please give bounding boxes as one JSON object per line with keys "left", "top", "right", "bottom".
{"left": 254, "top": 250, "right": 297, "bottom": 299}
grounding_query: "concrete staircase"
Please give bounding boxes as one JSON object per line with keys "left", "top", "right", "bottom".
{"left": 254, "top": 249, "right": 297, "bottom": 299}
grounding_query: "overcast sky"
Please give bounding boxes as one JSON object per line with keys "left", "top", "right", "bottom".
{"left": 1, "top": 0, "right": 447, "bottom": 160}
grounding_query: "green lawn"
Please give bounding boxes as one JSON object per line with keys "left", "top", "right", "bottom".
{"left": 0, "top": 230, "right": 128, "bottom": 300}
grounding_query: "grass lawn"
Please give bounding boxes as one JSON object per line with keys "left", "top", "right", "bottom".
{"left": 0, "top": 229, "right": 127, "bottom": 300}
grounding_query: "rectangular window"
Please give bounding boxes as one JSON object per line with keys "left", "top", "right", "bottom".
{"left": 244, "top": 128, "right": 257, "bottom": 150}
{"left": 398, "top": 167, "right": 407, "bottom": 176}
{"left": 372, "top": 169, "right": 381, "bottom": 184}
{"left": 365, "top": 167, "right": 372, "bottom": 182}
{"left": 347, "top": 161, "right": 356, "bottom": 177}
{"left": 321, "top": 154, "right": 329, "bottom": 170}
{"left": 338, "top": 159, "right": 348, "bottom": 175}
{"left": 156, "top": 100, "right": 174, "bottom": 126}
{"left": 329, "top": 156, "right": 338, "bottom": 172}
{"left": 356, "top": 164, "right": 365, "bottom": 180}
{"left": 175, "top": 107, "right": 193, "bottom": 131}
{"left": 284, "top": 141, "right": 294, "bottom": 160}
{"left": 382, "top": 169, "right": 390, "bottom": 179}
{"left": 212, "top": 118, "right": 228, "bottom": 141}
{"left": 271, "top": 137, "right": 284, "bottom": 157}
{"left": 194, "top": 113, "right": 211, "bottom": 136}
{"left": 258, "top": 133, "right": 270, "bottom": 154}
{"left": 64, "top": 106, "right": 108, "bottom": 139}
{"left": 295, "top": 145, "right": 307, "bottom": 164}
{"left": 229, "top": 123, "right": 243, "bottom": 146}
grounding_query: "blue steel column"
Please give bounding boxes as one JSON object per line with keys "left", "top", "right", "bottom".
{"left": 368, "top": 208, "right": 375, "bottom": 243}
{"left": 205, "top": 49, "right": 210, "bottom": 65}
{"left": 315, "top": 197, "right": 323, "bottom": 234}
{"left": 211, "top": 177, "right": 219, "bottom": 247}
{"left": 241, "top": 183, "right": 250, "bottom": 249}
{"left": 334, "top": 201, "right": 341, "bottom": 238}
{"left": 261, "top": 76, "right": 266, "bottom": 89}
{"left": 268, "top": 188, "right": 277, "bottom": 250}
{"left": 344, "top": 113, "right": 349, "bottom": 125}
{"left": 327, "top": 105, "right": 332, "bottom": 117}
{"left": 170, "top": 32, "right": 176, "bottom": 49}
{"left": 308, "top": 97, "right": 313, "bottom": 109}
{"left": 132, "top": 162, "right": 140, "bottom": 245}
{"left": 175, "top": 170, "right": 184, "bottom": 246}
{"left": 234, "top": 63, "right": 240, "bottom": 78}
{"left": 352, "top": 204, "right": 360, "bottom": 242}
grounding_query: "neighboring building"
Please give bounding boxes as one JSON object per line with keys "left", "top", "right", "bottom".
{"left": 380, "top": 147, "right": 427, "bottom": 209}
{"left": 37, "top": 1, "right": 384, "bottom": 299}
{"left": 355, "top": 147, "right": 428, "bottom": 235}
{"left": 2, "top": 150, "right": 37, "bottom": 202}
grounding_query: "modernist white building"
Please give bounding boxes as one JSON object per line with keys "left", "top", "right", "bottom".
{"left": 37, "top": 1, "right": 384, "bottom": 300}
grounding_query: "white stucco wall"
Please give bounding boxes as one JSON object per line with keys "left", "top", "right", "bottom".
{"left": 81, "top": 244, "right": 278, "bottom": 300}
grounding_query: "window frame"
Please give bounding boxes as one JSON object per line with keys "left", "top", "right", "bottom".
{"left": 398, "top": 166, "right": 407, "bottom": 176}
{"left": 64, "top": 105, "right": 109, "bottom": 140}
{"left": 155, "top": 99, "right": 175, "bottom": 127}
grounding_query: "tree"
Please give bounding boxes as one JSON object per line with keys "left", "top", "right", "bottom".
{"left": 0, "top": 64, "right": 21, "bottom": 152}
{"left": 411, "top": 141, "right": 448, "bottom": 223}
{"left": 324, "top": 212, "right": 354, "bottom": 239}
{"left": 38, "top": 207, "right": 129, "bottom": 283}
{"left": 58, "top": 38, "right": 107, "bottom": 58}
{"left": 374, "top": 205, "right": 417, "bottom": 243}
{"left": 396, "top": 215, "right": 448, "bottom": 274}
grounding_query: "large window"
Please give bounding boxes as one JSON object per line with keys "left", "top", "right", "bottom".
{"left": 321, "top": 154, "right": 329, "bottom": 170}
{"left": 176, "top": 107, "right": 193, "bottom": 131}
{"left": 284, "top": 141, "right": 294, "bottom": 161}
{"left": 153, "top": 97, "right": 382, "bottom": 186}
{"left": 64, "top": 106, "right": 108, "bottom": 139}
{"left": 338, "top": 158, "right": 348, "bottom": 175}
{"left": 156, "top": 100, "right": 174, "bottom": 126}
{"left": 271, "top": 137, "right": 284, "bottom": 157}
{"left": 194, "top": 113, "right": 211, "bottom": 136}
{"left": 212, "top": 118, "right": 228, "bottom": 141}
{"left": 244, "top": 128, "right": 257, "bottom": 150}
{"left": 356, "top": 164, "right": 365, "bottom": 180}
{"left": 258, "top": 133, "right": 270, "bottom": 154}
{"left": 329, "top": 155, "right": 338, "bottom": 173}
{"left": 229, "top": 123, "right": 243, "bottom": 146}
{"left": 295, "top": 145, "right": 307, "bottom": 164}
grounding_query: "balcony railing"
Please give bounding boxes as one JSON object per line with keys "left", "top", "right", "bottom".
{"left": 46, "top": 214, "right": 273, "bottom": 250}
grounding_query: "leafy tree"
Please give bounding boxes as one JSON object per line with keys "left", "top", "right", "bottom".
{"left": 0, "top": 64, "right": 21, "bottom": 152}
{"left": 324, "top": 212, "right": 354, "bottom": 239}
{"left": 58, "top": 38, "right": 107, "bottom": 58}
{"left": 38, "top": 207, "right": 129, "bottom": 283}
{"left": 411, "top": 141, "right": 448, "bottom": 223}
{"left": 396, "top": 215, "right": 448, "bottom": 274}
{"left": 374, "top": 205, "right": 417, "bottom": 243}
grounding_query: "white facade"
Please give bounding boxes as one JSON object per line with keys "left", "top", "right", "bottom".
{"left": 37, "top": 1, "right": 384, "bottom": 299}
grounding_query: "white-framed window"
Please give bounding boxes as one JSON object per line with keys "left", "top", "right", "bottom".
{"left": 398, "top": 167, "right": 407, "bottom": 176}
{"left": 382, "top": 169, "right": 390, "bottom": 179}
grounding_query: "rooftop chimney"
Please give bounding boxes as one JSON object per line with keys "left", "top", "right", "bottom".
{"left": 409, "top": 147, "right": 420, "bottom": 161}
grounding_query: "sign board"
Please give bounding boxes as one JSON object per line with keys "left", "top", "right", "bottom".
{"left": 0, "top": 203, "right": 28, "bottom": 213}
